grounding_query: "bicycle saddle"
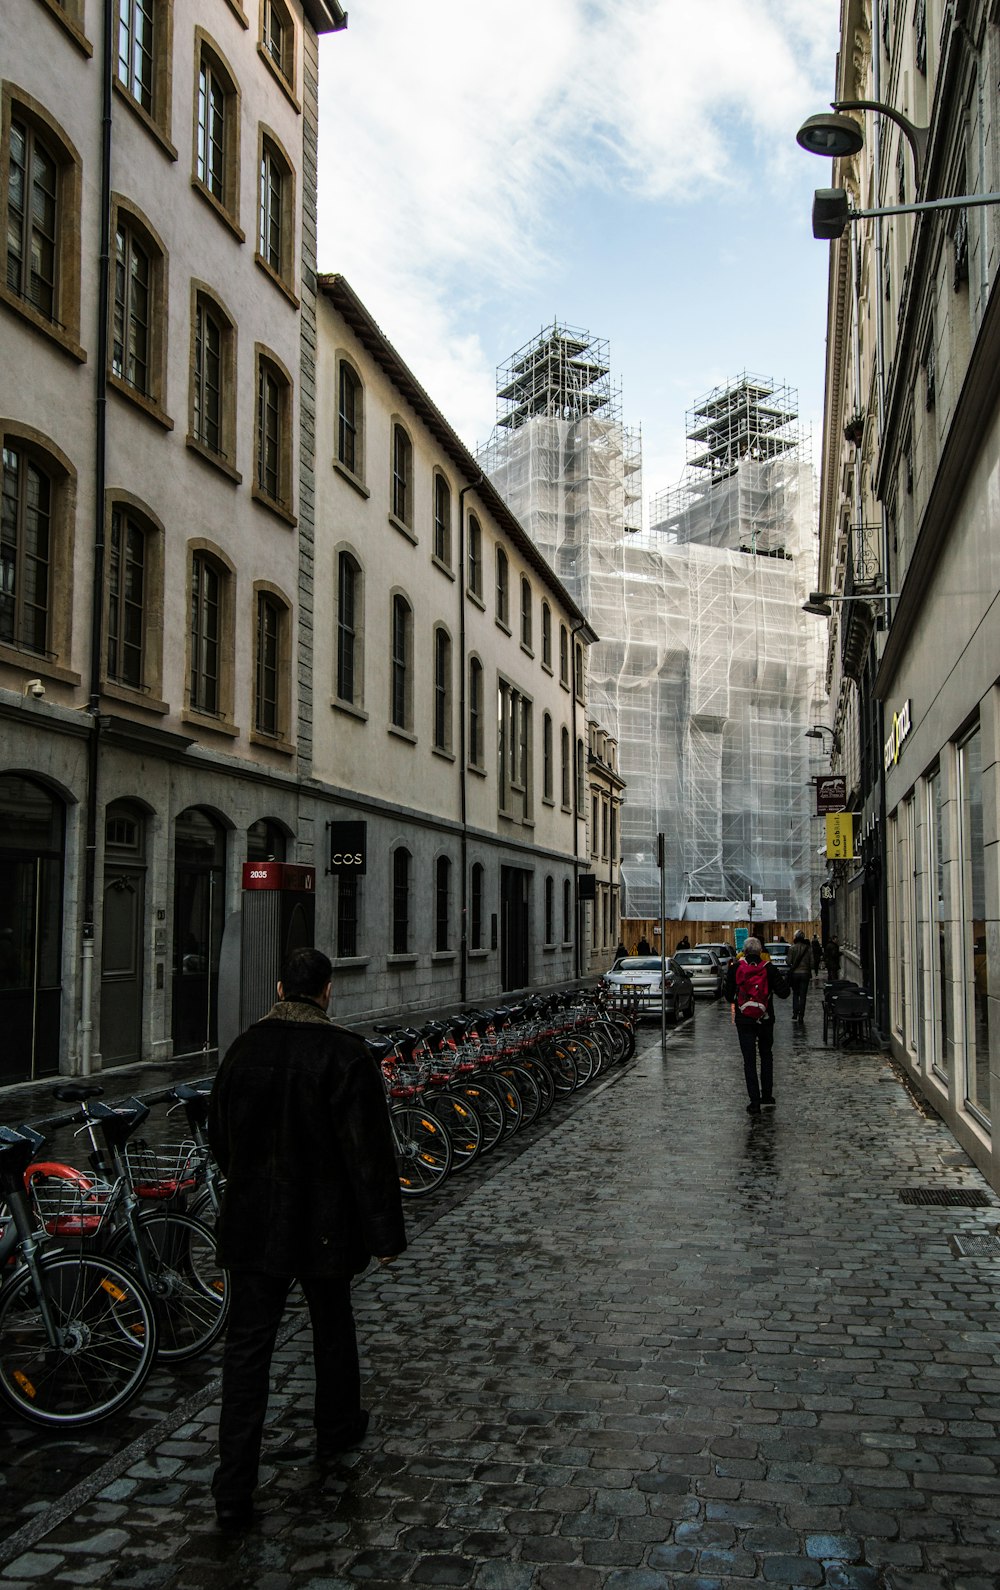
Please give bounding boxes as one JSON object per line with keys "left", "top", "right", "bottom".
{"left": 53, "top": 1084, "right": 105, "bottom": 1103}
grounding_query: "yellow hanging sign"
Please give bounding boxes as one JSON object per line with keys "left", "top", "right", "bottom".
{"left": 826, "top": 812, "right": 855, "bottom": 861}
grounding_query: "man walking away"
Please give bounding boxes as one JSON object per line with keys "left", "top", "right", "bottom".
{"left": 724, "top": 937, "right": 790, "bottom": 1116}
{"left": 787, "top": 930, "right": 812, "bottom": 1023}
{"left": 208, "top": 947, "right": 406, "bottom": 1532}
{"left": 823, "top": 935, "right": 842, "bottom": 981}
{"left": 811, "top": 933, "right": 823, "bottom": 974}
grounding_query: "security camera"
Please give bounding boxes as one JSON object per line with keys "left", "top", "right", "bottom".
{"left": 23, "top": 678, "right": 46, "bottom": 699}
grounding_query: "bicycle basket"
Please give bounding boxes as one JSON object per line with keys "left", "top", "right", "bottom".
{"left": 26, "top": 1164, "right": 114, "bottom": 1238}
{"left": 124, "top": 1138, "right": 203, "bottom": 1200}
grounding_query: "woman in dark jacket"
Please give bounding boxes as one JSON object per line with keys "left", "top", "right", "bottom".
{"left": 787, "top": 930, "right": 812, "bottom": 1023}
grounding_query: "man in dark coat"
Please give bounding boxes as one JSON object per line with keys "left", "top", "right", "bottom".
{"left": 724, "top": 937, "right": 789, "bottom": 1116}
{"left": 823, "top": 935, "right": 842, "bottom": 981}
{"left": 787, "top": 930, "right": 812, "bottom": 1023}
{"left": 208, "top": 947, "right": 406, "bottom": 1531}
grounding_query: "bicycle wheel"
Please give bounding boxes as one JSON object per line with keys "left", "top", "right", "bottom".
{"left": 110, "top": 1211, "right": 228, "bottom": 1362}
{"left": 518, "top": 1054, "right": 556, "bottom": 1115}
{"left": 0, "top": 1252, "right": 157, "bottom": 1427}
{"left": 454, "top": 1082, "right": 505, "bottom": 1154}
{"left": 543, "top": 1043, "right": 581, "bottom": 1094}
{"left": 489, "top": 1070, "right": 524, "bottom": 1138}
{"left": 497, "top": 1065, "right": 542, "bottom": 1127}
{"left": 391, "top": 1105, "right": 452, "bottom": 1196}
{"left": 426, "top": 1089, "right": 482, "bottom": 1172}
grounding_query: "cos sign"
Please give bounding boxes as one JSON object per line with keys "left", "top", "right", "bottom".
{"left": 328, "top": 820, "right": 367, "bottom": 874}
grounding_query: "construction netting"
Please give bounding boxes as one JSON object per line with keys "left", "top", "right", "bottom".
{"left": 480, "top": 348, "right": 827, "bottom": 924}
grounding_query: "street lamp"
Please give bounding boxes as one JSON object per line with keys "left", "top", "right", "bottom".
{"left": 805, "top": 725, "right": 835, "bottom": 744}
{"left": 796, "top": 101, "right": 1000, "bottom": 240}
{"left": 802, "top": 589, "right": 900, "bottom": 618}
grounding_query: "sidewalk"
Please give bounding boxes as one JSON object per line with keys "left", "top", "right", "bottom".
{"left": 3, "top": 1002, "right": 1000, "bottom": 1588}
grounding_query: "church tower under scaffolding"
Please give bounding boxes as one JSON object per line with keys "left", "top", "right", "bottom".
{"left": 482, "top": 340, "right": 825, "bottom": 925}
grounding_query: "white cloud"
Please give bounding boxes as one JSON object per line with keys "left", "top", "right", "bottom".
{"left": 316, "top": 0, "right": 840, "bottom": 451}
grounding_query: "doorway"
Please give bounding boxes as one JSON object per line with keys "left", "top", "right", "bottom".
{"left": 500, "top": 865, "right": 530, "bottom": 992}
{"left": 0, "top": 774, "right": 64, "bottom": 1083}
{"left": 100, "top": 801, "right": 147, "bottom": 1066}
{"left": 172, "top": 807, "right": 226, "bottom": 1056}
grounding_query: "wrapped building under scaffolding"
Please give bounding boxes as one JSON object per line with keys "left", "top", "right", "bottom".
{"left": 481, "top": 336, "right": 826, "bottom": 925}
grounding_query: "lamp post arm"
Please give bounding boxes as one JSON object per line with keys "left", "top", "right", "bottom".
{"left": 851, "top": 191, "right": 1000, "bottom": 221}
{"left": 833, "top": 98, "right": 929, "bottom": 191}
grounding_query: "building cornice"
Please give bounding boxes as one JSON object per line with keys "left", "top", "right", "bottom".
{"left": 318, "top": 274, "right": 599, "bottom": 643}
{"left": 302, "top": 0, "right": 347, "bottom": 34}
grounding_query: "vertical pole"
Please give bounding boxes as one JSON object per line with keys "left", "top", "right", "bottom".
{"left": 657, "top": 832, "right": 666, "bottom": 1053}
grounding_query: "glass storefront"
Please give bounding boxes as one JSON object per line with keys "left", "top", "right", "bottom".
{"left": 959, "top": 729, "right": 989, "bottom": 1124}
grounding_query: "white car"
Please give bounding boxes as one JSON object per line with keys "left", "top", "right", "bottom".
{"left": 697, "top": 941, "right": 736, "bottom": 968}
{"left": 671, "top": 948, "right": 724, "bottom": 998}
{"left": 602, "top": 957, "right": 695, "bottom": 1022}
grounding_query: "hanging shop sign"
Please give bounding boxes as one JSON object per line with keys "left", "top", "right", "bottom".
{"left": 327, "top": 821, "right": 367, "bottom": 874}
{"left": 242, "top": 861, "right": 316, "bottom": 892}
{"left": 883, "top": 699, "right": 913, "bottom": 771}
{"left": 825, "top": 812, "right": 855, "bottom": 861}
{"left": 815, "top": 775, "right": 847, "bottom": 815}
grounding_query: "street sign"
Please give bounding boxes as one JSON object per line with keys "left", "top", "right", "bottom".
{"left": 826, "top": 812, "right": 855, "bottom": 861}
{"left": 815, "top": 775, "right": 847, "bottom": 814}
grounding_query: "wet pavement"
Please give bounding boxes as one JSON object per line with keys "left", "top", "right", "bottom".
{"left": 2, "top": 1001, "right": 1000, "bottom": 1588}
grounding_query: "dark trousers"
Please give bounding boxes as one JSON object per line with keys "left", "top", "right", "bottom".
{"left": 212, "top": 1270, "right": 360, "bottom": 1509}
{"left": 737, "top": 1021, "right": 774, "bottom": 1107}
{"left": 791, "top": 974, "right": 810, "bottom": 1019}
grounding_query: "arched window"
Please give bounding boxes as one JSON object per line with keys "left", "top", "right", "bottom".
{"left": 258, "top": 132, "right": 294, "bottom": 290}
{"left": 247, "top": 818, "right": 287, "bottom": 861}
{"left": 576, "top": 736, "right": 585, "bottom": 809}
{"left": 188, "top": 544, "right": 234, "bottom": 720}
{"left": 470, "top": 862, "right": 484, "bottom": 951}
{"left": 542, "top": 712, "right": 553, "bottom": 802}
{"left": 261, "top": 0, "right": 294, "bottom": 89}
{"left": 107, "top": 504, "right": 148, "bottom": 690}
{"left": 391, "top": 422, "right": 412, "bottom": 526}
{"left": 560, "top": 726, "right": 570, "bottom": 808}
{"left": 117, "top": 0, "right": 170, "bottom": 135}
{"left": 433, "top": 625, "right": 452, "bottom": 752}
{"left": 433, "top": 473, "right": 451, "bottom": 567}
{"left": 337, "top": 360, "right": 363, "bottom": 479}
{"left": 495, "top": 547, "right": 509, "bottom": 626}
{"left": 575, "top": 640, "right": 585, "bottom": 699}
{"left": 520, "top": 577, "right": 532, "bottom": 650}
{"left": 255, "top": 347, "right": 292, "bottom": 512}
{"left": 435, "top": 855, "right": 451, "bottom": 952}
{"left": 254, "top": 587, "right": 289, "bottom": 739}
{"left": 559, "top": 623, "right": 569, "bottom": 686}
{"left": 390, "top": 593, "right": 412, "bottom": 730}
{"left": 562, "top": 878, "right": 572, "bottom": 943}
{"left": 545, "top": 875, "right": 554, "bottom": 945}
{"left": 468, "top": 656, "right": 483, "bottom": 768}
{"left": 541, "top": 601, "right": 552, "bottom": 669}
{"left": 392, "top": 846, "right": 411, "bottom": 954}
{"left": 192, "top": 288, "right": 236, "bottom": 463}
{"left": 336, "top": 551, "right": 363, "bottom": 706}
{"left": 1, "top": 435, "right": 69, "bottom": 661}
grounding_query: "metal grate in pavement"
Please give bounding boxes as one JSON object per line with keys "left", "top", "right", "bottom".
{"left": 948, "top": 1232, "right": 1000, "bottom": 1258}
{"left": 898, "top": 1187, "right": 991, "bottom": 1207}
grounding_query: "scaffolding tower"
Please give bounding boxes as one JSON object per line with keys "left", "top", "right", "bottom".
{"left": 481, "top": 348, "right": 825, "bottom": 925}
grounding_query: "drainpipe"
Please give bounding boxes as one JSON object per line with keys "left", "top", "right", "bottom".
{"left": 457, "top": 477, "right": 481, "bottom": 1006}
{"left": 570, "top": 618, "right": 587, "bottom": 982}
{"left": 80, "top": 0, "right": 114, "bottom": 1074}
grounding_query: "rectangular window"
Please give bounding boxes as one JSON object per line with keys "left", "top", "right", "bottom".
{"left": 7, "top": 120, "right": 57, "bottom": 320}
{"left": 193, "top": 299, "right": 222, "bottom": 454}
{"left": 258, "top": 145, "right": 283, "bottom": 273}
{"left": 392, "top": 426, "right": 410, "bottom": 523}
{"left": 337, "top": 555, "right": 356, "bottom": 704}
{"left": 468, "top": 659, "right": 482, "bottom": 766}
{"left": 338, "top": 363, "right": 359, "bottom": 475}
{"left": 468, "top": 516, "right": 482, "bottom": 597}
{"left": 117, "top": 0, "right": 155, "bottom": 111}
{"left": 390, "top": 596, "right": 409, "bottom": 729}
{"left": 255, "top": 596, "right": 279, "bottom": 735}
{"left": 392, "top": 849, "right": 409, "bottom": 954}
{"left": 190, "top": 554, "right": 220, "bottom": 714}
{"left": 471, "top": 864, "right": 483, "bottom": 951}
{"left": 113, "top": 222, "right": 150, "bottom": 393}
{"left": 434, "top": 476, "right": 451, "bottom": 565}
{"left": 197, "top": 59, "right": 227, "bottom": 200}
{"left": 257, "top": 361, "right": 282, "bottom": 501}
{"left": 435, "top": 857, "right": 450, "bottom": 952}
{"left": 107, "top": 507, "right": 145, "bottom": 688}
{"left": 434, "top": 628, "right": 450, "bottom": 750}
{"left": 336, "top": 873, "right": 359, "bottom": 959}
{"left": 0, "top": 445, "right": 51, "bottom": 654}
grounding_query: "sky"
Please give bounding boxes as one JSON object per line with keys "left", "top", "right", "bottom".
{"left": 315, "top": 0, "right": 842, "bottom": 514}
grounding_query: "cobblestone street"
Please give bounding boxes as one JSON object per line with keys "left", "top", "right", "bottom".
{"left": 3, "top": 1001, "right": 1000, "bottom": 1588}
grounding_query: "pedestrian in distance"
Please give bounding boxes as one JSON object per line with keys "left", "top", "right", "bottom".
{"left": 823, "top": 935, "right": 842, "bottom": 981}
{"left": 614, "top": 940, "right": 628, "bottom": 962}
{"left": 675, "top": 934, "right": 691, "bottom": 951}
{"left": 207, "top": 946, "right": 406, "bottom": 1533}
{"left": 636, "top": 935, "right": 651, "bottom": 955}
{"left": 811, "top": 933, "right": 823, "bottom": 974}
{"left": 724, "top": 937, "right": 790, "bottom": 1117}
{"left": 787, "top": 929, "right": 812, "bottom": 1023}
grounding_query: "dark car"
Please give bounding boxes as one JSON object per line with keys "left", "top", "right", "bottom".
{"left": 602, "top": 956, "right": 695, "bottom": 1022}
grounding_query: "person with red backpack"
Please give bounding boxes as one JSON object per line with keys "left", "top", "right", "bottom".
{"left": 724, "top": 937, "right": 790, "bottom": 1116}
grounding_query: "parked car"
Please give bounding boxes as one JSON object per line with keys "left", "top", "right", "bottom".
{"left": 697, "top": 941, "right": 736, "bottom": 968}
{"left": 602, "top": 956, "right": 695, "bottom": 1022}
{"left": 671, "top": 948, "right": 724, "bottom": 998}
{"left": 764, "top": 941, "right": 791, "bottom": 971}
